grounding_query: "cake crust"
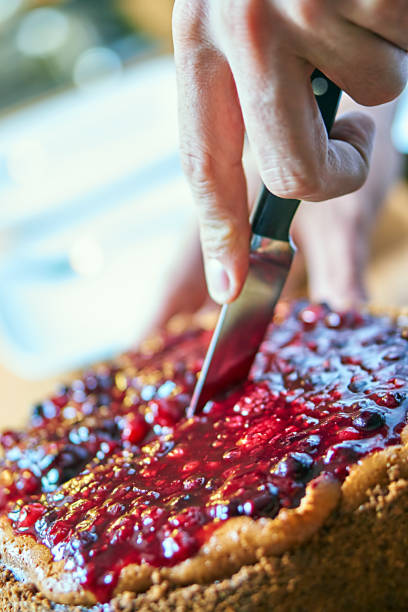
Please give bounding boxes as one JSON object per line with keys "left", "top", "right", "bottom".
{"left": 1, "top": 448, "right": 408, "bottom": 611}
{"left": 2, "top": 304, "right": 408, "bottom": 610}
{"left": 0, "top": 473, "right": 341, "bottom": 606}
{"left": 2, "top": 443, "right": 408, "bottom": 609}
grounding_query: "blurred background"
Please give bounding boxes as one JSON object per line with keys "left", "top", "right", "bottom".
{"left": 0, "top": 0, "right": 407, "bottom": 426}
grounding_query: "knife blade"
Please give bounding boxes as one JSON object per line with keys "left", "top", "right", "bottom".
{"left": 188, "top": 70, "right": 341, "bottom": 416}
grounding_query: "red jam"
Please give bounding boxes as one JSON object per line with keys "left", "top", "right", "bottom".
{"left": 3, "top": 303, "right": 408, "bottom": 603}
{"left": 0, "top": 327, "right": 208, "bottom": 512}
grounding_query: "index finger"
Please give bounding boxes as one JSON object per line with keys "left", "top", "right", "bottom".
{"left": 173, "top": 5, "right": 252, "bottom": 304}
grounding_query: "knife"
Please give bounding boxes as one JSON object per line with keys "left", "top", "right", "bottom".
{"left": 188, "top": 70, "right": 341, "bottom": 416}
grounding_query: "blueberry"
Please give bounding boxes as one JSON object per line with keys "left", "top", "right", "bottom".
{"left": 394, "top": 392, "right": 407, "bottom": 404}
{"left": 274, "top": 452, "right": 314, "bottom": 480}
{"left": 352, "top": 410, "right": 385, "bottom": 432}
{"left": 238, "top": 492, "right": 280, "bottom": 518}
{"left": 348, "top": 379, "right": 370, "bottom": 393}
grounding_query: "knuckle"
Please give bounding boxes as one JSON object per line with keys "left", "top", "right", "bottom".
{"left": 260, "top": 162, "right": 324, "bottom": 201}
{"left": 200, "top": 215, "right": 240, "bottom": 258}
{"left": 180, "top": 148, "right": 217, "bottom": 196}
{"left": 179, "top": 147, "right": 247, "bottom": 258}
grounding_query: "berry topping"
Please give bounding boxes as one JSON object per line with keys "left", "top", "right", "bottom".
{"left": 0, "top": 327, "right": 209, "bottom": 512}
{"left": 15, "top": 502, "right": 46, "bottom": 530}
{"left": 352, "top": 410, "right": 385, "bottom": 432}
{"left": 2, "top": 303, "right": 408, "bottom": 603}
{"left": 120, "top": 414, "right": 149, "bottom": 445}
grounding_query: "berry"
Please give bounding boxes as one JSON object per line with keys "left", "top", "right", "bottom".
{"left": 17, "top": 503, "right": 46, "bottom": 529}
{"left": 352, "top": 410, "right": 385, "bottom": 433}
{"left": 121, "top": 414, "right": 149, "bottom": 445}
{"left": 2, "top": 303, "right": 408, "bottom": 605}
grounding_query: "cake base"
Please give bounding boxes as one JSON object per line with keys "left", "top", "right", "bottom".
{"left": 2, "top": 455, "right": 408, "bottom": 612}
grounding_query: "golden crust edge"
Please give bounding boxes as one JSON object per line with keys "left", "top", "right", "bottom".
{"left": 0, "top": 516, "right": 96, "bottom": 606}
{"left": 0, "top": 302, "right": 407, "bottom": 606}
{"left": 0, "top": 473, "right": 341, "bottom": 606}
{"left": 120, "top": 472, "right": 341, "bottom": 589}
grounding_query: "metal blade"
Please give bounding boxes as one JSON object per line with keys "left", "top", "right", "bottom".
{"left": 188, "top": 236, "right": 294, "bottom": 416}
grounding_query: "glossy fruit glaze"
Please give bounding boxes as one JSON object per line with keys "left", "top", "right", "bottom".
{"left": 0, "top": 327, "right": 209, "bottom": 512}
{"left": 4, "top": 303, "right": 408, "bottom": 603}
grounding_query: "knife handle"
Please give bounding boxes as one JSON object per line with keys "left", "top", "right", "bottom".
{"left": 250, "top": 70, "right": 342, "bottom": 243}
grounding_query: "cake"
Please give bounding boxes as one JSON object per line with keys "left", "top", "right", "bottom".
{"left": 1, "top": 302, "right": 408, "bottom": 611}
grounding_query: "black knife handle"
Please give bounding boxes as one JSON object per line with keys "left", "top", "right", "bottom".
{"left": 250, "top": 70, "right": 342, "bottom": 242}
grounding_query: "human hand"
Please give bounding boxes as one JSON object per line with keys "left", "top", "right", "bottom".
{"left": 290, "top": 97, "right": 402, "bottom": 309}
{"left": 150, "top": 97, "right": 401, "bottom": 329}
{"left": 172, "top": 0, "right": 407, "bottom": 305}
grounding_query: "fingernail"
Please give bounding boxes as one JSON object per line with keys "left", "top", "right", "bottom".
{"left": 205, "top": 259, "right": 231, "bottom": 304}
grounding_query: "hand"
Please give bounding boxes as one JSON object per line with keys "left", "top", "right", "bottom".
{"left": 172, "top": 0, "right": 408, "bottom": 304}
{"left": 291, "top": 97, "right": 402, "bottom": 309}
{"left": 149, "top": 97, "right": 402, "bottom": 330}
